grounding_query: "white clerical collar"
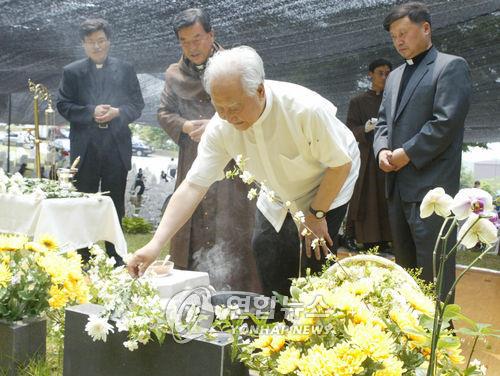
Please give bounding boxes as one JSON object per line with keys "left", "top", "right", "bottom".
{"left": 96, "top": 64, "right": 104, "bottom": 69}
{"left": 405, "top": 59, "right": 414, "bottom": 65}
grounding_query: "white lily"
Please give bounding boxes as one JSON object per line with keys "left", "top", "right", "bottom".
{"left": 420, "top": 187, "right": 453, "bottom": 218}
{"left": 451, "top": 188, "right": 494, "bottom": 220}
{"left": 458, "top": 213, "right": 498, "bottom": 249}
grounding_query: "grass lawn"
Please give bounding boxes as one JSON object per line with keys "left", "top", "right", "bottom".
{"left": 456, "top": 248, "right": 500, "bottom": 270}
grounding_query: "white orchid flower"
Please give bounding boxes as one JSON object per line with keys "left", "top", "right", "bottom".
{"left": 420, "top": 187, "right": 453, "bottom": 218}
{"left": 451, "top": 188, "right": 494, "bottom": 220}
{"left": 458, "top": 213, "right": 498, "bottom": 249}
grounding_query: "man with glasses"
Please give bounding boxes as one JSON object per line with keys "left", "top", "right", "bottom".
{"left": 157, "top": 8, "right": 260, "bottom": 292}
{"left": 57, "top": 18, "right": 144, "bottom": 265}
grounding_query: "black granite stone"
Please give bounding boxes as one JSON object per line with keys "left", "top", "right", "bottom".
{"left": 0, "top": 318, "right": 47, "bottom": 376}
{"left": 63, "top": 304, "right": 248, "bottom": 376}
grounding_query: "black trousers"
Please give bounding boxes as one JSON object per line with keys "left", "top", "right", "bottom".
{"left": 74, "top": 129, "right": 128, "bottom": 265}
{"left": 388, "top": 181, "right": 455, "bottom": 302}
{"left": 252, "top": 204, "right": 347, "bottom": 298}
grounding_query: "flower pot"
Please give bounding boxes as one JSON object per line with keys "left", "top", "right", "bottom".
{"left": 0, "top": 317, "right": 46, "bottom": 375}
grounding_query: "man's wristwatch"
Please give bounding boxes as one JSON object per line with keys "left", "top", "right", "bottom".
{"left": 309, "top": 205, "right": 326, "bottom": 219}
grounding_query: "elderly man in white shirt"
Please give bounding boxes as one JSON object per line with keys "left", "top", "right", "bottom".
{"left": 128, "top": 46, "right": 360, "bottom": 297}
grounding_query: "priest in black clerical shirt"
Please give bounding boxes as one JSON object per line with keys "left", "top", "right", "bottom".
{"left": 57, "top": 18, "right": 144, "bottom": 265}
{"left": 373, "top": 2, "right": 472, "bottom": 301}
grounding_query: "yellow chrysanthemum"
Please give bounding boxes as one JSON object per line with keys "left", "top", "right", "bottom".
{"left": 252, "top": 335, "right": 273, "bottom": 349}
{"left": 0, "top": 234, "right": 28, "bottom": 252}
{"left": 37, "top": 253, "right": 68, "bottom": 284}
{"left": 390, "top": 307, "right": 430, "bottom": 349}
{"left": 0, "top": 263, "right": 13, "bottom": 287}
{"left": 374, "top": 356, "right": 406, "bottom": 376}
{"left": 347, "top": 321, "right": 395, "bottom": 361}
{"left": 25, "top": 241, "right": 44, "bottom": 253}
{"left": 401, "top": 287, "right": 435, "bottom": 316}
{"left": 276, "top": 347, "right": 301, "bottom": 374}
{"left": 446, "top": 346, "right": 465, "bottom": 365}
{"left": 297, "top": 344, "right": 334, "bottom": 376}
{"left": 48, "top": 285, "right": 69, "bottom": 309}
{"left": 347, "top": 278, "right": 373, "bottom": 296}
{"left": 326, "top": 342, "right": 366, "bottom": 376}
{"left": 38, "top": 234, "right": 58, "bottom": 251}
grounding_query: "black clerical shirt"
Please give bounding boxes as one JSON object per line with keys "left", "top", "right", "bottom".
{"left": 396, "top": 46, "right": 433, "bottom": 110}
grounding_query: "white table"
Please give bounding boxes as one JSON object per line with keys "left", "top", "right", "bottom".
{"left": 0, "top": 194, "right": 127, "bottom": 257}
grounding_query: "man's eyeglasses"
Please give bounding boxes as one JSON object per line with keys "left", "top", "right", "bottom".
{"left": 84, "top": 39, "right": 109, "bottom": 48}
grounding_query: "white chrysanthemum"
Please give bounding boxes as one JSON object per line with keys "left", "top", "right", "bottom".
{"left": 420, "top": 187, "right": 453, "bottom": 218}
{"left": 85, "top": 316, "right": 114, "bottom": 342}
{"left": 458, "top": 213, "right": 498, "bottom": 249}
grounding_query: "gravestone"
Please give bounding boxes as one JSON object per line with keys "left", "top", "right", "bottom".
{"left": 63, "top": 304, "right": 247, "bottom": 376}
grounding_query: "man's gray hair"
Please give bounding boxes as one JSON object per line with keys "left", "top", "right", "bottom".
{"left": 203, "top": 46, "right": 265, "bottom": 96}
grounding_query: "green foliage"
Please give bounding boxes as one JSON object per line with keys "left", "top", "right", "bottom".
{"left": 122, "top": 216, "right": 153, "bottom": 234}
{"left": 0, "top": 251, "right": 51, "bottom": 322}
{"left": 460, "top": 167, "right": 475, "bottom": 189}
{"left": 462, "top": 143, "right": 488, "bottom": 152}
{"left": 129, "top": 123, "right": 178, "bottom": 151}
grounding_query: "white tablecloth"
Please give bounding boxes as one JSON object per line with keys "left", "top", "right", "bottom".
{"left": 0, "top": 194, "right": 127, "bottom": 257}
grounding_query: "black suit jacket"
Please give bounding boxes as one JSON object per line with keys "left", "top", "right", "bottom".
{"left": 56, "top": 57, "right": 144, "bottom": 171}
{"left": 373, "top": 48, "right": 472, "bottom": 202}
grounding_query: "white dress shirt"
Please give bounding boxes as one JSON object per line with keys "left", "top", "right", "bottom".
{"left": 186, "top": 80, "right": 360, "bottom": 231}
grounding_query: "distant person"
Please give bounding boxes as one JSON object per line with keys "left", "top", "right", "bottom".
{"left": 373, "top": 2, "right": 472, "bottom": 300}
{"left": 160, "top": 170, "right": 168, "bottom": 182}
{"left": 167, "top": 158, "right": 177, "bottom": 180}
{"left": 134, "top": 168, "right": 146, "bottom": 195}
{"left": 18, "top": 163, "right": 28, "bottom": 176}
{"left": 56, "top": 18, "right": 145, "bottom": 264}
{"left": 474, "top": 180, "right": 481, "bottom": 188}
{"left": 345, "top": 58, "right": 393, "bottom": 254}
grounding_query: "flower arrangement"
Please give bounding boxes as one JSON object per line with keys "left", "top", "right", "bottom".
{"left": 211, "top": 254, "right": 496, "bottom": 376}
{"left": 0, "top": 233, "right": 88, "bottom": 322}
{"left": 0, "top": 168, "right": 85, "bottom": 199}
{"left": 85, "top": 246, "right": 170, "bottom": 351}
{"left": 222, "top": 156, "right": 499, "bottom": 375}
